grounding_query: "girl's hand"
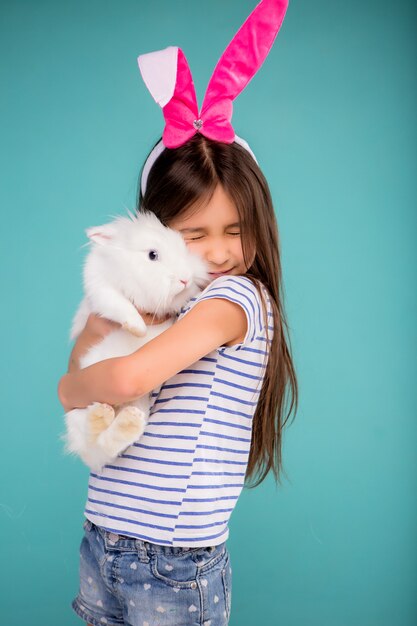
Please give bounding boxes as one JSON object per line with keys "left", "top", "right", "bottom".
{"left": 85, "top": 311, "right": 170, "bottom": 336}
{"left": 60, "top": 309, "right": 172, "bottom": 410}
{"left": 85, "top": 313, "right": 121, "bottom": 337}
{"left": 65, "top": 311, "right": 169, "bottom": 379}
{"left": 133, "top": 308, "right": 171, "bottom": 326}
{"left": 66, "top": 314, "right": 120, "bottom": 376}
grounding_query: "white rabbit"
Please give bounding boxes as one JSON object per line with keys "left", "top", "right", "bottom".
{"left": 63, "top": 209, "right": 209, "bottom": 473}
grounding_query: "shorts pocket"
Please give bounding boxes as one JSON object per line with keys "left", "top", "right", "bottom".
{"left": 150, "top": 551, "right": 199, "bottom": 589}
{"left": 194, "top": 543, "right": 228, "bottom": 575}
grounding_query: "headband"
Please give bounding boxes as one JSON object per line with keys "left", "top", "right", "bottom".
{"left": 138, "top": 0, "right": 288, "bottom": 193}
{"left": 140, "top": 134, "right": 259, "bottom": 197}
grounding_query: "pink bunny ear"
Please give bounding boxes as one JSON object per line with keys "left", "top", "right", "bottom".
{"left": 201, "top": 0, "right": 289, "bottom": 111}
{"left": 200, "top": 0, "right": 289, "bottom": 141}
{"left": 138, "top": 46, "right": 200, "bottom": 148}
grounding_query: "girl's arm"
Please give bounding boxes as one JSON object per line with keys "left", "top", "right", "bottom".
{"left": 59, "top": 311, "right": 168, "bottom": 409}
{"left": 57, "top": 298, "right": 247, "bottom": 410}
{"left": 58, "top": 314, "right": 121, "bottom": 411}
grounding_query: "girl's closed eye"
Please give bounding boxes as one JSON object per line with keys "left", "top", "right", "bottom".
{"left": 187, "top": 231, "right": 240, "bottom": 241}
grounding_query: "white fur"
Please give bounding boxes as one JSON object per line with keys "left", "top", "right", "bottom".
{"left": 62, "top": 210, "right": 209, "bottom": 473}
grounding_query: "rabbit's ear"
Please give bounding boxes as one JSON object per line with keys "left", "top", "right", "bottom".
{"left": 85, "top": 224, "right": 116, "bottom": 246}
{"left": 200, "top": 0, "right": 288, "bottom": 118}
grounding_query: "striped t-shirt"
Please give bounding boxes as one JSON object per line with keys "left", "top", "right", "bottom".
{"left": 84, "top": 275, "right": 273, "bottom": 546}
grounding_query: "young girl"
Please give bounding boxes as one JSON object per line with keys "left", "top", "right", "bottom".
{"left": 58, "top": 133, "right": 298, "bottom": 626}
{"left": 58, "top": 2, "right": 297, "bottom": 623}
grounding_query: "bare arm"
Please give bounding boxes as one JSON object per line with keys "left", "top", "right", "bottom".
{"left": 57, "top": 298, "right": 247, "bottom": 410}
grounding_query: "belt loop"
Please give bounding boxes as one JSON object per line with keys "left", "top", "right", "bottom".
{"left": 136, "top": 539, "right": 150, "bottom": 563}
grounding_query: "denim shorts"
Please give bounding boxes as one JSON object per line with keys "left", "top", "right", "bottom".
{"left": 72, "top": 518, "right": 232, "bottom": 626}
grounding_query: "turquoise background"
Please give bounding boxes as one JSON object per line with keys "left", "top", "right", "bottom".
{"left": 1, "top": 0, "right": 416, "bottom": 624}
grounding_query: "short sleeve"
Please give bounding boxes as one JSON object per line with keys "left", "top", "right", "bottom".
{"left": 181, "top": 275, "right": 267, "bottom": 351}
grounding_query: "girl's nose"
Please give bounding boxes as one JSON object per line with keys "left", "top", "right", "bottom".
{"left": 206, "top": 243, "right": 231, "bottom": 265}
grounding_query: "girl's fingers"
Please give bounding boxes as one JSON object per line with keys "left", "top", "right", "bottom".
{"left": 86, "top": 313, "right": 121, "bottom": 337}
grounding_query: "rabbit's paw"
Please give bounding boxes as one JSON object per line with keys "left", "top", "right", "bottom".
{"left": 114, "top": 406, "right": 147, "bottom": 439}
{"left": 88, "top": 402, "right": 115, "bottom": 437}
{"left": 121, "top": 314, "right": 147, "bottom": 337}
{"left": 97, "top": 406, "right": 147, "bottom": 459}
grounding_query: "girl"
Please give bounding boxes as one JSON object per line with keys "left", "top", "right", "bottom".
{"left": 58, "top": 133, "right": 298, "bottom": 626}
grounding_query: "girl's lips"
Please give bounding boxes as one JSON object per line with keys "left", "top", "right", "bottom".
{"left": 209, "top": 269, "right": 233, "bottom": 277}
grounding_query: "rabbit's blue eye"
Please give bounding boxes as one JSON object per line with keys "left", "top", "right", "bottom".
{"left": 148, "top": 250, "right": 159, "bottom": 261}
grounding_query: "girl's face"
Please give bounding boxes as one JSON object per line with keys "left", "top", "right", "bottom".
{"left": 168, "top": 184, "right": 255, "bottom": 280}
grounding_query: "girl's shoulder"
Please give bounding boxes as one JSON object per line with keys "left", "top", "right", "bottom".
{"left": 178, "top": 274, "right": 273, "bottom": 347}
{"left": 201, "top": 273, "right": 270, "bottom": 303}
{"left": 181, "top": 274, "right": 269, "bottom": 311}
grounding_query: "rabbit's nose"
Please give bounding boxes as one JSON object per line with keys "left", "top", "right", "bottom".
{"left": 180, "top": 279, "right": 188, "bottom": 286}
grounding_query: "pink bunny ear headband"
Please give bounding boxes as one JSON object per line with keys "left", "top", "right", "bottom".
{"left": 138, "top": 0, "right": 288, "bottom": 195}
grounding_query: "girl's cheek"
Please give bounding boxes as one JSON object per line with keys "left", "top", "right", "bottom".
{"left": 185, "top": 240, "right": 203, "bottom": 249}
{"left": 184, "top": 241, "right": 206, "bottom": 257}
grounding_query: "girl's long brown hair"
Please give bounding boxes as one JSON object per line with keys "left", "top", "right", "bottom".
{"left": 137, "top": 134, "right": 298, "bottom": 488}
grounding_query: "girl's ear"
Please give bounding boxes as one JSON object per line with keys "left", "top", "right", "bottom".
{"left": 85, "top": 224, "right": 116, "bottom": 246}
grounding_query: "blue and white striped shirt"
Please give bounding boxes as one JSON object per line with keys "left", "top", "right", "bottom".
{"left": 84, "top": 275, "right": 273, "bottom": 546}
